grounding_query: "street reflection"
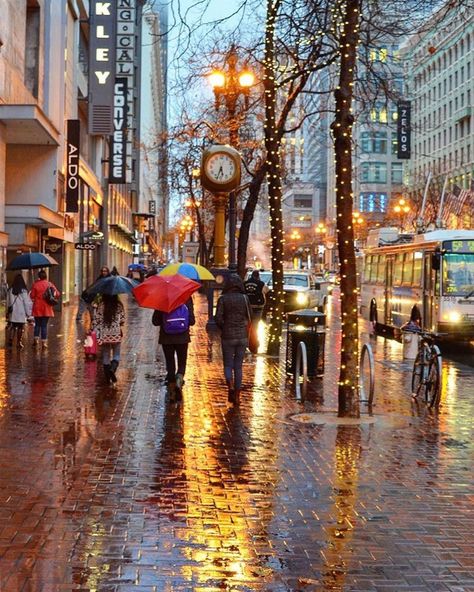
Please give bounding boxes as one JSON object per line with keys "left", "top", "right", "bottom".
{"left": 321, "top": 425, "right": 362, "bottom": 589}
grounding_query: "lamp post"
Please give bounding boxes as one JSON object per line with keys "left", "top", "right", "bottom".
{"left": 352, "top": 211, "right": 365, "bottom": 243}
{"left": 208, "top": 45, "right": 254, "bottom": 270}
{"left": 315, "top": 222, "right": 327, "bottom": 272}
{"left": 393, "top": 198, "right": 411, "bottom": 232}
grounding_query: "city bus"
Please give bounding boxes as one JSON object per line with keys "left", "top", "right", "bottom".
{"left": 360, "top": 229, "right": 474, "bottom": 339}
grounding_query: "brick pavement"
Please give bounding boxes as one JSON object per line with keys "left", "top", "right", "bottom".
{"left": 0, "top": 294, "right": 473, "bottom": 591}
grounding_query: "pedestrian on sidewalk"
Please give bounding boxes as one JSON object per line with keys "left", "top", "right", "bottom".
{"left": 29, "top": 270, "right": 60, "bottom": 349}
{"left": 215, "top": 274, "right": 251, "bottom": 404}
{"left": 244, "top": 269, "right": 268, "bottom": 353}
{"left": 152, "top": 298, "right": 195, "bottom": 402}
{"left": 6, "top": 274, "right": 32, "bottom": 349}
{"left": 92, "top": 294, "right": 125, "bottom": 384}
{"left": 76, "top": 266, "right": 111, "bottom": 322}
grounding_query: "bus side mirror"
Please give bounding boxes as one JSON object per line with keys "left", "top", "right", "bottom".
{"left": 432, "top": 252, "right": 441, "bottom": 271}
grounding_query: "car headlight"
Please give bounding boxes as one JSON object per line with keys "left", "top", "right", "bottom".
{"left": 296, "top": 292, "right": 308, "bottom": 305}
{"left": 447, "top": 311, "right": 462, "bottom": 323}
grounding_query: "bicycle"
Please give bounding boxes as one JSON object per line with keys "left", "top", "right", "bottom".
{"left": 411, "top": 332, "right": 442, "bottom": 408}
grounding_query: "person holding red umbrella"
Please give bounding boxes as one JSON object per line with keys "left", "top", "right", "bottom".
{"left": 152, "top": 298, "right": 196, "bottom": 402}
{"left": 133, "top": 273, "right": 201, "bottom": 402}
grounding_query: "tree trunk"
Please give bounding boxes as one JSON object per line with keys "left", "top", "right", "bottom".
{"left": 330, "top": 0, "right": 361, "bottom": 417}
{"left": 264, "top": 0, "right": 285, "bottom": 357}
{"left": 237, "top": 164, "right": 267, "bottom": 278}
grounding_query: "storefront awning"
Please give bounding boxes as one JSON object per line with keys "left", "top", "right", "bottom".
{"left": 5, "top": 204, "right": 64, "bottom": 228}
{"left": 0, "top": 104, "right": 60, "bottom": 145}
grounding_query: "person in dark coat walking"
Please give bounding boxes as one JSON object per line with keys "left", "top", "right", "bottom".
{"left": 244, "top": 269, "right": 268, "bottom": 353}
{"left": 152, "top": 298, "right": 195, "bottom": 402}
{"left": 215, "top": 275, "right": 251, "bottom": 404}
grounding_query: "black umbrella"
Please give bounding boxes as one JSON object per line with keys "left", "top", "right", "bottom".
{"left": 85, "top": 275, "right": 139, "bottom": 296}
{"left": 6, "top": 252, "right": 59, "bottom": 270}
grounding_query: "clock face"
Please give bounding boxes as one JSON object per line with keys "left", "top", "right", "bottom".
{"left": 205, "top": 153, "right": 237, "bottom": 184}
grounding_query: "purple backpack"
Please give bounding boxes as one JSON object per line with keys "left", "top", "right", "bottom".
{"left": 162, "top": 304, "right": 190, "bottom": 334}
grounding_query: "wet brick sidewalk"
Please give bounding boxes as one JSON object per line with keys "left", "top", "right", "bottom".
{"left": 0, "top": 294, "right": 473, "bottom": 591}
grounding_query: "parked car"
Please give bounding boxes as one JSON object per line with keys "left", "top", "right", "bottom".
{"left": 262, "top": 270, "right": 331, "bottom": 315}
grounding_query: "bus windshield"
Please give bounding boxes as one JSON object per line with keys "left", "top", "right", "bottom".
{"left": 443, "top": 253, "right": 474, "bottom": 296}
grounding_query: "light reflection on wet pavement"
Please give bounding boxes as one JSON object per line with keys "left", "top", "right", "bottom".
{"left": 0, "top": 293, "right": 473, "bottom": 591}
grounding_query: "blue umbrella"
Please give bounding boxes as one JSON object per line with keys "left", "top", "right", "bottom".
{"left": 85, "top": 275, "right": 139, "bottom": 296}
{"left": 128, "top": 263, "right": 146, "bottom": 271}
{"left": 7, "top": 252, "right": 58, "bottom": 270}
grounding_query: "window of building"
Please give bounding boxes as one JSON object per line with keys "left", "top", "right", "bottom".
{"left": 361, "top": 131, "right": 387, "bottom": 153}
{"left": 391, "top": 135, "right": 398, "bottom": 155}
{"left": 361, "top": 162, "right": 387, "bottom": 183}
{"left": 359, "top": 192, "right": 388, "bottom": 212}
{"left": 293, "top": 195, "right": 312, "bottom": 208}
{"left": 24, "top": 1, "right": 40, "bottom": 98}
{"left": 391, "top": 163, "right": 403, "bottom": 184}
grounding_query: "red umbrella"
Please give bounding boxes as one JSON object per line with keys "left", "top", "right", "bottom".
{"left": 132, "top": 273, "right": 200, "bottom": 312}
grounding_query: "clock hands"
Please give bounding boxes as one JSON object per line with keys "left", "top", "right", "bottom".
{"left": 216, "top": 165, "right": 224, "bottom": 180}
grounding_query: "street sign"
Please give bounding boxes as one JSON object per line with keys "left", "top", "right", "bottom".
{"left": 75, "top": 243, "right": 96, "bottom": 250}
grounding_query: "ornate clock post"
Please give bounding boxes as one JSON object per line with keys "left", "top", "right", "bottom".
{"left": 200, "top": 145, "right": 242, "bottom": 268}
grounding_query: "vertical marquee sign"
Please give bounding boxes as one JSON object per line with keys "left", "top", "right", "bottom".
{"left": 109, "top": 77, "right": 128, "bottom": 183}
{"left": 88, "top": 1, "right": 117, "bottom": 135}
{"left": 397, "top": 100, "right": 411, "bottom": 160}
{"left": 116, "top": 0, "right": 136, "bottom": 183}
{"left": 66, "top": 119, "right": 80, "bottom": 213}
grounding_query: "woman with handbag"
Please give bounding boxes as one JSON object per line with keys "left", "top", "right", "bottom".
{"left": 92, "top": 294, "right": 125, "bottom": 384}
{"left": 215, "top": 274, "right": 251, "bottom": 404}
{"left": 29, "top": 270, "right": 60, "bottom": 349}
{"left": 6, "top": 274, "right": 32, "bottom": 349}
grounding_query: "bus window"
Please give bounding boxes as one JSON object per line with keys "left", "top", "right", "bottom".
{"left": 393, "top": 254, "right": 403, "bottom": 285}
{"left": 413, "top": 251, "right": 423, "bottom": 285}
{"left": 402, "top": 253, "right": 414, "bottom": 285}
{"left": 377, "top": 255, "right": 386, "bottom": 283}
{"left": 364, "top": 256, "right": 372, "bottom": 283}
{"left": 371, "top": 256, "right": 379, "bottom": 283}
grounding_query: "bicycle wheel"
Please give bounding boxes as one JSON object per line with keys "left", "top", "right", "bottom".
{"left": 426, "top": 345, "right": 442, "bottom": 408}
{"left": 411, "top": 351, "right": 425, "bottom": 398}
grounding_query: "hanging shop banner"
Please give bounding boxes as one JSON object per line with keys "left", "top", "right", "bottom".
{"left": 116, "top": 0, "right": 136, "bottom": 183}
{"left": 88, "top": 0, "right": 117, "bottom": 135}
{"left": 66, "top": 119, "right": 80, "bottom": 213}
{"left": 109, "top": 77, "right": 128, "bottom": 184}
{"left": 149, "top": 200, "right": 156, "bottom": 214}
{"left": 397, "top": 100, "right": 411, "bottom": 159}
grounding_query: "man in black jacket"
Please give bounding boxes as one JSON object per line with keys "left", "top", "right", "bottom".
{"left": 244, "top": 270, "right": 267, "bottom": 353}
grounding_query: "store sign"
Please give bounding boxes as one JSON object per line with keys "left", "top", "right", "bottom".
{"left": 149, "top": 200, "right": 156, "bottom": 214}
{"left": 66, "top": 120, "right": 80, "bottom": 212}
{"left": 81, "top": 230, "right": 105, "bottom": 242}
{"left": 46, "top": 240, "right": 63, "bottom": 254}
{"left": 116, "top": 0, "right": 136, "bottom": 182}
{"left": 88, "top": 0, "right": 117, "bottom": 134}
{"left": 109, "top": 77, "right": 128, "bottom": 183}
{"left": 397, "top": 100, "right": 411, "bottom": 159}
{"left": 75, "top": 243, "right": 97, "bottom": 250}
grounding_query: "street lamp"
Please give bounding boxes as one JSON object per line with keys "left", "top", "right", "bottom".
{"left": 314, "top": 223, "right": 327, "bottom": 271}
{"left": 207, "top": 45, "right": 255, "bottom": 269}
{"left": 393, "top": 198, "right": 411, "bottom": 232}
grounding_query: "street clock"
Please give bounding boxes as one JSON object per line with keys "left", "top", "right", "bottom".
{"left": 200, "top": 145, "right": 241, "bottom": 193}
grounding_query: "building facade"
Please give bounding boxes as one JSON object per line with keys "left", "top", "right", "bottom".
{"left": 0, "top": 0, "right": 166, "bottom": 302}
{"left": 402, "top": 3, "right": 474, "bottom": 226}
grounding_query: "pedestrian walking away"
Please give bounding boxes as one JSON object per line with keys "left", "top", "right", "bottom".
{"left": 6, "top": 274, "right": 33, "bottom": 349}
{"left": 152, "top": 298, "right": 195, "bottom": 402}
{"left": 29, "top": 270, "right": 60, "bottom": 349}
{"left": 244, "top": 269, "right": 268, "bottom": 353}
{"left": 76, "top": 266, "right": 111, "bottom": 322}
{"left": 216, "top": 274, "right": 251, "bottom": 405}
{"left": 92, "top": 294, "right": 125, "bottom": 384}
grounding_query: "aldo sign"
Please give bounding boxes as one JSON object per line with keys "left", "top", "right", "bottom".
{"left": 66, "top": 120, "right": 80, "bottom": 213}
{"left": 88, "top": 1, "right": 117, "bottom": 135}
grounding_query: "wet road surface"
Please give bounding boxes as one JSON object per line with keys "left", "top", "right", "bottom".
{"left": 0, "top": 294, "right": 473, "bottom": 591}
